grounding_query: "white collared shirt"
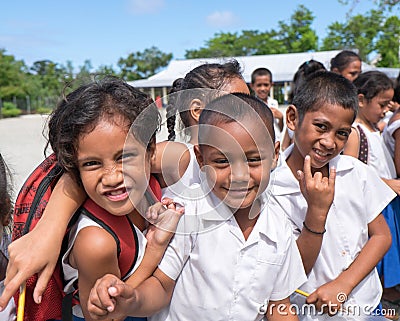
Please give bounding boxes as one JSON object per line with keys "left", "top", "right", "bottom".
{"left": 151, "top": 184, "right": 306, "bottom": 321}
{"left": 269, "top": 145, "right": 396, "bottom": 314}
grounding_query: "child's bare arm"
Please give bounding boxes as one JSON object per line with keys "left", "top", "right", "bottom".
{"left": 88, "top": 268, "right": 175, "bottom": 320}
{"left": 342, "top": 127, "right": 360, "bottom": 158}
{"left": 0, "top": 173, "right": 86, "bottom": 308}
{"left": 306, "top": 213, "right": 391, "bottom": 313}
{"left": 125, "top": 198, "right": 184, "bottom": 289}
{"left": 295, "top": 155, "right": 336, "bottom": 274}
{"left": 392, "top": 121, "right": 400, "bottom": 177}
{"left": 265, "top": 297, "right": 299, "bottom": 321}
{"left": 72, "top": 226, "right": 121, "bottom": 321}
{"left": 152, "top": 141, "right": 191, "bottom": 187}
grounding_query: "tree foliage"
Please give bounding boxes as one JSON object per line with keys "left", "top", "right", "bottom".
{"left": 118, "top": 46, "right": 172, "bottom": 81}
{"left": 185, "top": 5, "right": 318, "bottom": 58}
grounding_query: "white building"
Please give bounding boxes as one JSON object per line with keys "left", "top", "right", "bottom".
{"left": 129, "top": 50, "right": 399, "bottom": 105}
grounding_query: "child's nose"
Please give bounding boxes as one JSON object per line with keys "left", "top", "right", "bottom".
{"left": 231, "top": 162, "right": 250, "bottom": 181}
{"left": 101, "top": 165, "right": 123, "bottom": 186}
{"left": 320, "top": 135, "right": 335, "bottom": 149}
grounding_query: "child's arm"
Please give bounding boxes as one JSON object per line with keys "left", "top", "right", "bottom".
{"left": 392, "top": 113, "right": 400, "bottom": 177}
{"left": 87, "top": 269, "right": 175, "bottom": 320}
{"left": 265, "top": 297, "right": 299, "bottom": 321}
{"left": 271, "top": 107, "right": 284, "bottom": 132}
{"left": 124, "top": 198, "right": 184, "bottom": 288}
{"left": 72, "top": 226, "right": 122, "bottom": 321}
{"left": 152, "top": 141, "right": 191, "bottom": 188}
{"left": 342, "top": 127, "right": 360, "bottom": 158}
{"left": 295, "top": 155, "right": 336, "bottom": 274}
{"left": 0, "top": 173, "right": 86, "bottom": 308}
{"left": 306, "top": 213, "right": 391, "bottom": 312}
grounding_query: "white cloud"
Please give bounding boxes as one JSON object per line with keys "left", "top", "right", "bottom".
{"left": 127, "top": 0, "right": 165, "bottom": 15}
{"left": 206, "top": 11, "right": 238, "bottom": 28}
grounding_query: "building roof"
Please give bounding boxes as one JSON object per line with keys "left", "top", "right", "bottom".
{"left": 129, "top": 50, "right": 399, "bottom": 88}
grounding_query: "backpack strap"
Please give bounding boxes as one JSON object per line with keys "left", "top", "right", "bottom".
{"left": 357, "top": 125, "right": 369, "bottom": 164}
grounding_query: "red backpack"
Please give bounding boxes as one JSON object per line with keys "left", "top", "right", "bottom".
{"left": 12, "top": 153, "right": 161, "bottom": 321}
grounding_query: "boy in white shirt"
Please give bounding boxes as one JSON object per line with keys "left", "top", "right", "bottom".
{"left": 87, "top": 93, "right": 336, "bottom": 321}
{"left": 269, "top": 71, "right": 394, "bottom": 319}
{"left": 251, "top": 68, "right": 284, "bottom": 140}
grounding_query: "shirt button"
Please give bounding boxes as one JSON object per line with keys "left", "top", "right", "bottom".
{"left": 341, "top": 250, "right": 346, "bottom": 256}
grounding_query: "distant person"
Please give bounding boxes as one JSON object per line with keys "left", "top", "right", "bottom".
{"left": 250, "top": 67, "right": 284, "bottom": 140}
{"left": 281, "top": 60, "right": 327, "bottom": 151}
{"left": 330, "top": 50, "right": 362, "bottom": 83}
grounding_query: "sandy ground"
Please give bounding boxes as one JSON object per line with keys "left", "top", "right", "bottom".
{"left": 0, "top": 110, "right": 168, "bottom": 199}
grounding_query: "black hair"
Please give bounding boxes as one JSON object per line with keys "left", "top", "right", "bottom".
{"left": 0, "top": 154, "right": 12, "bottom": 227}
{"left": 199, "top": 93, "right": 275, "bottom": 143}
{"left": 289, "top": 59, "right": 327, "bottom": 103}
{"left": 292, "top": 71, "right": 358, "bottom": 124}
{"left": 166, "top": 60, "right": 244, "bottom": 141}
{"left": 353, "top": 71, "right": 394, "bottom": 101}
{"left": 166, "top": 78, "right": 183, "bottom": 141}
{"left": 330, "top": 50, "right": 361, "bottom": 72}
{"left": 251, "top": 68, "right": 273, "bottom": 84}
{"left": 393, "top": 72, "right": 400, "bottom": 104}
{"left": 47, "top": 76, "right": 161, "bottom": 183}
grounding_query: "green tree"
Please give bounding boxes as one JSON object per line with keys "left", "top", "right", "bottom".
{"left": 277, "top": 5, "right": 318, "bottom": 53}
{"left": 117, "top": 46, "right": 172, "bottom": 81}
{"left": 0, "top": 49, "right": 29, "bottom": 99}
{"left": 321, "top": 10, "right": 383, "bottom": 61}
{"left": 375, "top": 15, "right": 400, "bottom": 67}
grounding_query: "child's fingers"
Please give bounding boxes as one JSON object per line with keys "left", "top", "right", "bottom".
{"left": 305, "top": 291, "right": 318, "bottom": 305}
{"left": 0, "top": 270, "right": 27, "bottom": 310}
{"left": 33, "top": 264, "right": 56, "bottom": 304}
{"left": 329, "top": 166, "right": 336, "bottom": 188}
{"left": 303, "top": 155, "right": 312, "bottom": 181}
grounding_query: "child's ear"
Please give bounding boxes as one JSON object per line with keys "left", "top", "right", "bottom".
{"left": 194, "top": 145, "right": 205, "bottom": 169}
{"left": 286, "top": 105, "right": 298, "bottom": 131}
{"left": 358, "top": 94, "right": 365, "bottom": 108}
{"left": 271, "top": 141, "right": 280, "bottom": 170}
{"left": 190, "top": 99, "right": 205, "bottom": 123}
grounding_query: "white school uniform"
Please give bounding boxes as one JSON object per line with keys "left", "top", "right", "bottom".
{"left": 161, "top": 143, "right": 201, "bottom": 200}
{"left": 62, "top": 215, "right": 147, "bottom": 318}
{"left": 269, "top": 145, "right": 396, "bottom": 319}
{"left": 150, "top": 182, "right": 307, "bottom": 321}
{"left": 383, "top": 119, "right": 400, "bottom": 160}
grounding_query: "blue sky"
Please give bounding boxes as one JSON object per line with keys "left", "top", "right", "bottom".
{"left": 1, "top": 0, "right": 376, "bottom": 70}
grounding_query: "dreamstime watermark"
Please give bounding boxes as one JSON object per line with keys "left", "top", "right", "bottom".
{"left": 258, "top": 293, "right": 397, "bottom": 318}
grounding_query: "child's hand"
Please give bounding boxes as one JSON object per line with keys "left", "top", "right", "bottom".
{"left": 145, "top": 198, "right": 184, "bottom": 248}
{"left": 0, "top": 225, "right": 62, "bottom": 309}
{"left": 88, "top": 274, "right": 138, "bottom": 320}
{"left": 297, "top": 155, "right": 336, "bottom": 218}
{"left": 306, "top": 279, "right": 351, "bottom": 316}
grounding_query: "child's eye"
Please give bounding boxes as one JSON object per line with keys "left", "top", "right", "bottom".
{"left": 82, "top": 160, "right": 101, "bottom": 168}
{"left": 247, "top": 157, "right": 261, "bottom": 163}
{"left": 118, "top": 152, "right": 136, "bottom": 161}
{"left": 315, "top": 123, "right": 327, "bottom": 131}
{"left": 214, "top": 158, "right": 229, "bottom": 165}
{"left": 337, "top": 131, "right": 350, "bottom": 138}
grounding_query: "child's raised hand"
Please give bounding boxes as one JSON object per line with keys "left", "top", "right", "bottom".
{"left": 88, "top": 274, "right": 137, "bottom": 320}
{"left": 296, "top": 155, "right": 336, "bottom": 216}
{"left": 0, "top": 225, "right": 61, "bottom": 309}
{"left": 145, "top": 198, "right": 184, "bottom": 248}
{"left": 306, "top": 279, "right": 351, "bottom": 316}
